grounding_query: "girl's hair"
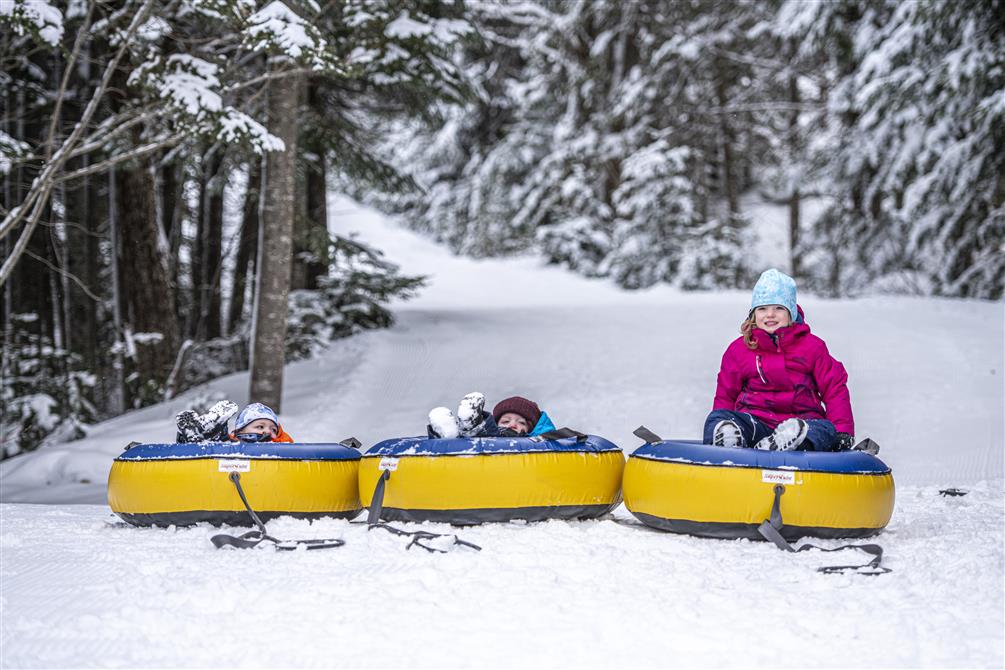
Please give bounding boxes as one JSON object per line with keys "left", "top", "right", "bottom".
{"left": 740, "top": 313, "right": 758, "bottom": 350}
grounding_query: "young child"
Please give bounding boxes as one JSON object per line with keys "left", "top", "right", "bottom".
{"left": 175, "top": 401, "right": 294, "bottom": 443}
{"left": 230, "top": 403, "right": 295, "bottom": 443}
{"left": 427, "top": 393, "right": 556, "bottom": 438}
{"left": 704, "top": 268, "right": 855, "bottom": 452}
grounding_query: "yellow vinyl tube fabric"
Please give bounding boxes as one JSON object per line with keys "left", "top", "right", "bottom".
{"left": 623, "top": 457, "right": 894, "bottom": 532}
{"left": 358, "top": 451, "right": 625, "bottom": 512}
{"left": 108, "top": 458, "right": 361, "bottom": 516}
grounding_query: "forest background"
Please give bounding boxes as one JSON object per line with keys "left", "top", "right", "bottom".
{"left": 2, "top": 0, "right": 1002, "bottom": 457}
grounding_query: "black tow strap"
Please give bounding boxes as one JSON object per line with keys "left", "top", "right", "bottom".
{"left": 756, "top": 484, "right": 890, "bottom": 575}
{"left": 633, "top": 425, "right": 664, "bottom": 444}
{"left": 210, "top": 472, "right": 346, "bottom": 551}
{"left": 530, "top": 427, "right": 589, "bottom": 442}
{"left": 361, "top": 469, "right": 481, "bottom": 554}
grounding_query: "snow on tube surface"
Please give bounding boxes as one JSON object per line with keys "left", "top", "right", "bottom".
{"left": 623, "top": 440, "right": 894, "bottom": 540}
{"left": 108, "top": 442, "right": 362, "bottom": 527}
{"left": 359, "top": 435, "right": 626, "bottom": 524}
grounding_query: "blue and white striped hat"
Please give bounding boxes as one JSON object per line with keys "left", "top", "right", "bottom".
{"left": 234, "top": 403, "right": 279, "bottom": 431}
{"left": 750, "top": 268, "right": 797, "bottom": 321}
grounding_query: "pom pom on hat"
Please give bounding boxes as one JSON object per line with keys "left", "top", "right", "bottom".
{"left": 750, "top": 268, "right": 797, "bottom": 321}
{"left": 492, "top": 396, "right": 542, "bottom": 429}
{"left": 234, "top": 402, "right": 279, "bottom": 431}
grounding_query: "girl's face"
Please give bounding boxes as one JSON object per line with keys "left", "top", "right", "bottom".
{"left": 498, "top": 412, "right": 531, "bottom": 435}
{"left": 753, "top": 305, "right": 792, "bottom": 334}
{"left": 241, "top": 418, "right": 279, "bottom": 438}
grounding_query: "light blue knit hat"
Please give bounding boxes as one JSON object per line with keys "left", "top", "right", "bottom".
{"left": 750, "top": 268, "right": 797, "bottom": 321}
{"left": 234, "top": 402, "right": 279, "bottom": 431}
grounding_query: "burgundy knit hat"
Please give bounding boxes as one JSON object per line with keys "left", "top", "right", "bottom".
{"left": 492, "top": 396, "right": 541, "bottom": 429}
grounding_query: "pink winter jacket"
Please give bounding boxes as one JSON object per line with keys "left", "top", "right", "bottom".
{"left": 712, "top": 307, "right": 855, "bottom": 434}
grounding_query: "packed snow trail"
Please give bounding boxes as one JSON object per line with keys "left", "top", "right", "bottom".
{"left": 2, "top": 482, "right": 1002, "bottom": 668}
{"left": 1, "top": 196, "right": 1002, "bottom": 667}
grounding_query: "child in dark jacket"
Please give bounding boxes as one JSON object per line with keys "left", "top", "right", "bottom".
{"left": 176, "top": 401, "right": 294, "bottom": 443}
{"left": 704, "top": 268, "right": 855, "bottom": 452}
{"left": 427, "top": 393, "right": 556, "bottom": 438}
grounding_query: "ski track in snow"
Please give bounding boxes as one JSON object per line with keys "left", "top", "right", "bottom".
{"left": 1, "top": 196, "right": 1003, "bottom": 667}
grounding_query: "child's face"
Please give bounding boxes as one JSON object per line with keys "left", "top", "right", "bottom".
{"left": 498, "top": 412, "right": 531, "bottom": 435}
{"left": 240, "top": 419, "right": 279, "bottom": 438}
{"left": 753, "top": 305, "right": 792, "bottom": 334}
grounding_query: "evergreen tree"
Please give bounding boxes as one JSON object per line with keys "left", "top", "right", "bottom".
{"left": 789, "top": 0, "right": 1005, "bottom": 298}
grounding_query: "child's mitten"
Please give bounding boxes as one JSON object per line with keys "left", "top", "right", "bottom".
{"left": 175, "top": 410, "right": 204, "bottom": 443}
{"left": 428, "top": 407, "right": 460, "bottom": 439}
{"left": 834, "top": 432, "right": 855, "bottom": 451}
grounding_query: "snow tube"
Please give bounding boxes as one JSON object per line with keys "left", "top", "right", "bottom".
{"left": 108, "top": 442, "right": 362, "bottom": 527}
{"left": 359, "top": 435, "right": 625, "bottom": 524}
{"left": 623, "top": 441, "right": 894, "bottom": 540}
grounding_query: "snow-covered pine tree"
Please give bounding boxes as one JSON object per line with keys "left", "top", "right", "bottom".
{"left": 370, "top": 0, "right": 761, "bottom": 289}
{"left": 789, "top": 0, "right": 1004, "bottom": 298}
{"left": 286, "top": 234, "right": 426, "bottom": 359}
{"left": 1, "top": 0, "right": 473, "bottom": 450}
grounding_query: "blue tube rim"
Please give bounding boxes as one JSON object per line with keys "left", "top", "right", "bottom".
{"left": 364, "top": 435, "right": 622, "bottom": 457}
{"left": 115, "top": 442, "right": 362, "bottom": 462}
{"left": 630, "top": 440, "right": 890, "bottom": 474}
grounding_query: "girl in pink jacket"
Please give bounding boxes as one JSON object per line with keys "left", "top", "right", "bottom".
{"left": 704, "top": 269, "right": 855, "bottom": 452}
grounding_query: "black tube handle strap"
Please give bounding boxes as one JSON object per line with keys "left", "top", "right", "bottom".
{"left": 633, "top": 426, "right": 664, "bottom": 444}
{"left": 210, "top": 472, "right": 345, "bottom": 551}
{"left": 756, "top": 484, "right": 891, "bottom": 575}
{"left": 367, "top": 469, "right": 391, "bottom": 526}
{"left": 530, "top": 427, "right": 588, "bottom": 442}
{"left": 361, "top": 467, "right": 480, "bottom": 553}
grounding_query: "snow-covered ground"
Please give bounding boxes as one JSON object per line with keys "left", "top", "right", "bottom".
{"left": 2, "top": 196, "right": 1003, "bottom": 668}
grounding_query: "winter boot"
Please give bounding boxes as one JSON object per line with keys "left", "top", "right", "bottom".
{"left": 197, "top": 400, "right": 239, "bottom": 441}
{"left": 428, "top": 407, "right": 460, "bottom": 439}
{"left": 456, "top": 392, "right": 486, "bottom": 436}
{"left": 755, "top": 418, "right": 808, "bottom": 451}
{"left": 712, "top": 419, "right": 744, "bottom": 448}
{"left": 176, "top": 400, "right": 238, "bottom": 442}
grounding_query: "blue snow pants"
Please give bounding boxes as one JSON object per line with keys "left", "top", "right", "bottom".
{"left": 702, "top": 409, "right": 839, "bottom": 451}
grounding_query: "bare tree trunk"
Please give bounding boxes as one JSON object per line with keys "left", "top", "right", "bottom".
{"left": 191, "top": 149, "right": 225, "bottom": 340}
{"left": 191, "top": 154, "right": 207, "bottom": 339}
{"left": 107, "top": 166, "right": 125, "bottom": 415}
{"left": 787, "top": 71, "right": 801, "bottom": 279}
{"left": 116, "top": 155, "right": 179, "bottom": 399}
{"left": 294, "top": 155, "right": 330, "bottom": 290}
{"left": 292, "top": 81, "right": 330, "bottom": 291}
{"left": 11, "top": 71, "right": 56, "bottom": 350}
{"left": 715, "top": 66, "right": 740, "bottom": 221}
{"left": 201, "top": 150, "right": 225, "bottom": 339}
{"left": 249, "top": 68, "right": 302, "bottom": 411}
{"left": 228, "top": 161, "right": 261, "bottom": 334}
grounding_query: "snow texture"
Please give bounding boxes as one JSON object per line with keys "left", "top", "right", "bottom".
{"left": 1, "top": 196, "right": 1002, "bottom": 667}
{"left": 245, "top": 1, "right": 324, "bottom": 64}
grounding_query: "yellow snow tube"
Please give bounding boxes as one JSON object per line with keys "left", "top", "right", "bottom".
{"left": 108, "top": 442, "right": 362, "bottom": 526}
{"left": 359, "top": 435, "right": 625, "bottom": 524}
{"left": 623, "top": 440, "right": 894, "bottom": 539}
